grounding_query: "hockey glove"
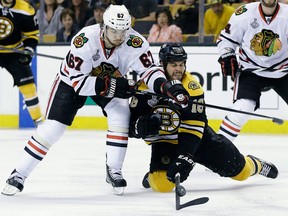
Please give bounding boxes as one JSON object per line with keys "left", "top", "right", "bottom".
{"left": 130, "top": 113, "right": 161, "bottom": 139}
{"left": 160, "top": 80, "right": 189, "bottom": 110}
{"left": 18, "top": 47, "right": 34, "bottom": 65}
{"left": 166, "top": 153, "right": 195, "bottom": 183}
{"left": 218, "top": 52, "right": 238, "bottom": 78}
{"left": 96, "top": 76, "right": 135, "bottom": 99}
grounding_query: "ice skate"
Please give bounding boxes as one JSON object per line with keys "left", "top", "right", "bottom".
{"left": 248, "top": 155, "right": 278, "bottom": 179}
{"left": 2, "top": 169, "right": 26, "bottom": 196}
{"left": 106, "top": 165, "right": 127, "bottom": 195}
{"left": 142, "top": 172, "right": 150, "bottom": 189}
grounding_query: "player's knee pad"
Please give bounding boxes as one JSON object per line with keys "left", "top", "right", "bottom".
{"left": 228, "top": 99, "right": 257, "bottom": 126}
{"left": 34, "top": 119, "right": 67, "bottom": 148}
{"left": 105, "top": 98, "right": 130, "bottom": 133}
{"left": 148, "top": 170, "right": 175, "bottom": 192}
{"left": 231, "top": 157, "right": 253, "bottom": 181}
{"left": 18, "top": 83, "right": 37, "bottom": 99}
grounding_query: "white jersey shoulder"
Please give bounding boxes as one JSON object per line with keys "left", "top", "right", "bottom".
{"left": 59, "top": 25, "right": 158, "bottom": 96}
{"left": 218, "top": 3, "right": 288, "bottom": 78}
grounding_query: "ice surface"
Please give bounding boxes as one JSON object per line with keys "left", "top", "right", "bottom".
{"left": 0, "top": 129, "right": 287, "bottom": 216}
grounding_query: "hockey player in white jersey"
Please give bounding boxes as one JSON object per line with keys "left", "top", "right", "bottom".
{"left": 217, "top": 0, "right": 288, "bottom": 141}
{"left": 2, "top": 5, "right": 188, "bottom": 196}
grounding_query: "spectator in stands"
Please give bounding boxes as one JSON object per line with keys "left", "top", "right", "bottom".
{"left": 204, "top": 0, "right": 235, "bottom": 41}
{"left": 174, "top": 0, "right": 199, "bottom": 34}
{"left": 56, "top": 8, "right": 78, "bottom": 42}
{"left": 68, "top": 0, "right": 93, "bottom": 29}
{"left": 123, "top": 0, "right": 158, "bottom": 21}
{"left": 147, "top": 8, "right": 183, "bottom": 43}
{"left": 57, "top": 0, "right": 68, "bottom": 7}
{"left": 85, "top": 2, "right": 107, "bottom": 26}
{"left": 37, "top": 0, "right": 63, "bottom": 35}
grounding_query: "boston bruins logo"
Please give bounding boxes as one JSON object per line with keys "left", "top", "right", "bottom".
{"left": 0, "top": 17, "right": 13, "bottom": 39}
{"left": 152, "top": 106, "right": 180, "bottom": 133}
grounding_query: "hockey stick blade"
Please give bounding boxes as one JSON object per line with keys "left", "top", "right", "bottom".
{"left": 176, "top": 197, "right": 209, "bottom": 210}
{"left": 175, "top": 173, "right": 209, "bottom": 210}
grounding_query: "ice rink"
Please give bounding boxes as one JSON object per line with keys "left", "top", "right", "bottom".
{"left": 0, "top": 129, "right": 287, "bottom": 216}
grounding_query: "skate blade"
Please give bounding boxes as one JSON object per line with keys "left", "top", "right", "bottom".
{"left": 111, "top": 186, "right": 125, "bottom": 196}
{"left": 2, "top": 184, "right": 20, "bottom": 196}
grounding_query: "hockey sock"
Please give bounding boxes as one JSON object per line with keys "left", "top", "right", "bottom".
{"left": 18, "top": 83, "right": 42, "bottom": 121}
{"left": 106, "top": 131, "right": 128, "bottom": 169}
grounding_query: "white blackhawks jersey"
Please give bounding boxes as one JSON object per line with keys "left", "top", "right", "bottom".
{"left": 217, "top": 2, "right": 288, "bottom": 78}
{"left": 59, "top": 24, "right": 164, "bottom": 96}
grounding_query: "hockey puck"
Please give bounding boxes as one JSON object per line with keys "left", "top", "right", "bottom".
{"left": 176, "top": 185, "right": 186, "bottom": 197}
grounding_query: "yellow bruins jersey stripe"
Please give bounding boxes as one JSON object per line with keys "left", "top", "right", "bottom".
{"left": 145, "top": 139, "right": 178, "bottom": 145}
{"left": 178, "top": 128, "right": 204, "bottom": 139}
{"left": 181, "top": 119, "right": 205, "bottom": 127}
{"left": 9, "top": 0, "right": 36, "bottom": 16}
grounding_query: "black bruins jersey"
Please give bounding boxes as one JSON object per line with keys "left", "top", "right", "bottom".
{"left": 0, "top": 0, "right": 39, "bottom": 53}
{"left": 129, "top": 72, "right": 208, "bottom": 155}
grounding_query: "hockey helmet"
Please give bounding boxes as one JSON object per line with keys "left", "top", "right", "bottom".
{"left": 159, "top": 43, "right": 187, "bottom": 65}
{"left": 103, "top": 5, "right": 131, "bottom": 30}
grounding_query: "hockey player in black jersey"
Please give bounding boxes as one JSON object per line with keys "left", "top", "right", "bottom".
{"left": 0, "top": 0, "right": 43, "bottom": 126}
{"left": 129, "top": 43, "right": 278, "bottom": 192}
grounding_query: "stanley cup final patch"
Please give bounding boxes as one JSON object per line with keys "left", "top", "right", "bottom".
{"left": 73, "top": 33, "right": 89, "bottom": 48}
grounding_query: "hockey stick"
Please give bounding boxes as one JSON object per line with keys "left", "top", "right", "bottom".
{"left": 0, "top": 46, "right": 64, "bottom": 60}
{"left": 175, "top": 173, "right": 209, "bottom": 210}
{"left": 133, "top": 89, "right": 284, "bottom": 125}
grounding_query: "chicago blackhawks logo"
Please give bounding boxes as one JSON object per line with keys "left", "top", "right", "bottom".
{"left": 250, "top": 29, "right": 282, "bottom": 56}
{"left": 127, "top": 35, "right": 143, "bottom": 48}
{"left": 235, "top": 5, "right": 247, "bottom": 16}
{"left": 73, "top": 33, "right": 88, "bottom": 48}
{"left": 90, "top": 62, "right": 121, "bottom": 78}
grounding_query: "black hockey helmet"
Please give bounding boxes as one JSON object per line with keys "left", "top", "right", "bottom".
{"left": 159, "top": 43, "right": 187, "bottom": 66}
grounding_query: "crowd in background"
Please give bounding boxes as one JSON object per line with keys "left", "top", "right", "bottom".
{"left": 26, "top": 0, "right": 288, "bottom": 43}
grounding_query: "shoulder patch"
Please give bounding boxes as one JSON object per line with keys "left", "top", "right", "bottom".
{"left": 73, "top": 33, "right": 89, "bottom": 48}
{"left": 126, "top": 35, "right": 143, "bottom": 48}
{"left": 235, "top": 5, "right": 247, "bottom": 16}
{"left": 188, "top": 80, "right": 201, "bottom": 90}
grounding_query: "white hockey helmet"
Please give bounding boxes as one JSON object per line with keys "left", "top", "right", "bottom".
{"left": 103, "top": 5, "right": 131, "bottom": 30}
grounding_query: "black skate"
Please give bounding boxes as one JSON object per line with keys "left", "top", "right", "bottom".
{"left": 142, "top": 172, "right": 150, "bottom": 189}
{"left": 106, "top": 165, "right": 127, "bottom": 195}
{"left": 2, "top": 169, "right": 26, "bottom": 196}
{"left": 248, "top": 155, "right": 278, "bottom": 179}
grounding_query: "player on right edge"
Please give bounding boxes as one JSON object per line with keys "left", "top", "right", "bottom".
{"left": 217, "top": 0, "right": 288, "bottom": 141}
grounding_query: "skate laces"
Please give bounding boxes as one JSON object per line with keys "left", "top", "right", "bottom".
{"left": 10, "top": 171, "right": 25, "bottom": 185}
{"left": 259, "top": 163, "right": 271, "bottom": 177}
{"left": 108, "top": 168, "right": 123, "bottom": 180}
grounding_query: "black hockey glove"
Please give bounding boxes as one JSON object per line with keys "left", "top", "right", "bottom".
{"left": 166, "top": 153, "right": 195, "bottom": 183}
{"left": 96, "top": 76, "right": 135, "bottom": 99}
{"left": 160, "top": 80, "right": 189, "bottom": 110}
{"left": 130, "top": 113, "right": 161, "bottom": 139}
{"left": 18, "top": 47, "right": 34, "bottom": 65}
{"left": 218, "top": 52, "right": 239, "bottom": 78}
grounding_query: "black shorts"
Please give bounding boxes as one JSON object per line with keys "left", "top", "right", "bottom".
{"left": 235, "top": 72, "right": 288, "bottom": 108}
{"left": 0, "top": 53, "right": 34, "bottom": 86}
{"left": 195, "top": 126, "right": 245, "bottom": 177}
{"left": 46, "top": 79, "right": 111, "bottom": 125}
{"left": 149, "top": 126, "right": 245, "bottom": 178}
